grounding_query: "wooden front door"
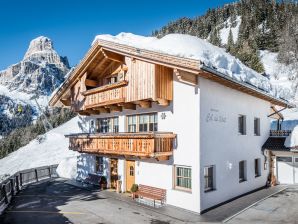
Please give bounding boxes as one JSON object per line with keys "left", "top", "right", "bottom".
{"left": 110, "top": 158, "right": 118, "bottom": 189}
{"left": 126, "top": 160, "right": 135, "bottom": 192}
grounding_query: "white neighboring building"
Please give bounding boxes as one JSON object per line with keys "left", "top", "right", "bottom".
{"left": 49, "top": 33, "right": 292, "bottom": 213}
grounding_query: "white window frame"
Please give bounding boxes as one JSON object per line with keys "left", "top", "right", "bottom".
{"left": 174, "top": 165, "right": 192, "bottom": 192}
{"left": 126, "top": 113, "right": 158, "bottom": 132}
{"left": 95, "top": 156, "right": 104, "bottom": 174}
{"left": 96, "top": 117, "right": 119, "bottom": 133}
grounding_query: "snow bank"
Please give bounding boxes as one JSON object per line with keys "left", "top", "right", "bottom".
{"left": 0, "top": 116, "right": 82, "bottom": 180}
{"left": 56, "top": 157, "right": 78, "bottom": 179}
{"left": 93, "top": 33, "right": 274, "bottom": 95}
{"left": 285, "top": 125, "right": 298, "bottom": 148}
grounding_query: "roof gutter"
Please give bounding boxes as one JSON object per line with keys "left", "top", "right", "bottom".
{"left": 199, "top": 64, "right": 294, "bottom": 108}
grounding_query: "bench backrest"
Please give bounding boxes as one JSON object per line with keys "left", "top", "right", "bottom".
{"left": 87, "top": 173, "right": 102, "bottom": 184}
{"left": 138, "top": 184, "right": 166, "bottom": 198}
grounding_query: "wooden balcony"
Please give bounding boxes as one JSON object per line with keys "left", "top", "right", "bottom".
{"left": 66, "top": 132, "right": 176, "bottom": 160}
{"left": 82, "top": 80, "right": 127, "bottom": 109}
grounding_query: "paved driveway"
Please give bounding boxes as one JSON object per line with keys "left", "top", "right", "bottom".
{"left": 0, "top": 178, "right": 295, "bottom": 224}
{"left": 227, "top": 186, "right": 298, "bottom": 224}
{"left": 0, "top": 179, "right": 204, "bottom": 224}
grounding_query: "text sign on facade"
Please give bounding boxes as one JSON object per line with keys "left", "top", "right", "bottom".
{"left": 206, "top": 108, "right": 227, "bottom": 123}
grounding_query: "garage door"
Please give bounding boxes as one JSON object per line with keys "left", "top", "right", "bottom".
{"left": 277, "top": 157, "right": 294, "bottom": 184}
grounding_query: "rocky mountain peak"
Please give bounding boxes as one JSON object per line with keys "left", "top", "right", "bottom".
{"left": 24, "top": 36, "right": 54, "bottom": 59}
{"left": 0, "top": 36, "right": 70, "bottom": 95}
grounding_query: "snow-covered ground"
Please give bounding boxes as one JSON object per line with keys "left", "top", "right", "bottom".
{"left": 93, "top": 32, "right": 287, "bottom": 98}
{"left": 0, "top": 116, "right": 81, "bottom": 182}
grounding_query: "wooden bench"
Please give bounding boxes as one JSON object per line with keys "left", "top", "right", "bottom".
{"left": 85, "top": 173, "right": 107, "bottom": 189}
{"left": 134, "top": 184, "right": 166, "bottom": 207}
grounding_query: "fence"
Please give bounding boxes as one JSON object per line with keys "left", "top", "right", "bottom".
{"left": 0, "top": 164, "right": 58, "bottom": 212}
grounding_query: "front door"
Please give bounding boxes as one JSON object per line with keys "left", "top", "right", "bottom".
{"left": 110, "top": 158, "right": 118, "bottom": 189}
{"left": 126, "top": 160, "right": 135, "bottom": 192}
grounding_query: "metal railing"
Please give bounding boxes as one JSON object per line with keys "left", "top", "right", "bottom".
{"left": 270, "top": 130, "right": 292, "bottom": 137}
{"left": 0, "top": 164, "right": 58, "bottom": 213}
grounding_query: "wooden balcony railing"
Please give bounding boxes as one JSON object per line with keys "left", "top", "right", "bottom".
{"left": 270, "top": 130, "right": 292, "bottom": 137}
{"left": 66, "top": 132, "right": 176, "bottom": 160}
{"left": 82, "top": 81, "right": 128, "bottom": 109}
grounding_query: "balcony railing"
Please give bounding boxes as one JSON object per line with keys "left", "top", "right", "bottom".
{"left": 66, "top": 132, "right": 176, "bottom": 159}
{"left": 270, "top": 130, "right": 292, "bottom": 137}
{"left": 82, "top": 81, "right": 127, "bottom": 109}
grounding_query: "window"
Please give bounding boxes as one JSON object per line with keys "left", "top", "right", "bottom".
{"left": 239, "top": 160, "right": 247, "bottom": 182}
{"left": 238, "top": 115, "right": 246, "bottom": 135}
{"left": 254, "top": 118, "right": 260, "bottom": 136}
{"left": 277, "top": 157, "right": 292, "bottom": 163}
{"left": 129, "top": 166, "right": 134, "bottom": 176}
{"left": 95, "top": 156, "right": 104, "bottom": 173}
{"left": 255, "top": 158, "right": 261, "bottom": 177}
{"left": 204, "top": 166, "right": 215, "bottom": 192}
{"left": 127, "top": 115, "right": 137, "bottom": 132}
{"left": 96, "top": 117, "right": 119, "bottom": 133}
{"left": 127, "top": 113, "right": 158, "bottom": 132}
{"left": 175, "top": 166, "right": 192, "bottom": 190}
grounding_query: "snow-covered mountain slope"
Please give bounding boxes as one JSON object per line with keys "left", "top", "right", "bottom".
{"left": 219, "top": 16, "right": 241, "bottom": 45}
{"left": 0, "top": 116, "right": 81, "bottom": 181}
{"left": 0, "top": 36, "right": 70, "bottom": 109}
{"left": 260, "top": 50, "right": 298, "bottom": 104}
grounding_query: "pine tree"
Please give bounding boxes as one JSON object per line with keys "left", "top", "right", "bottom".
{"left": 210, "top": 27, "right": 222, "bottom": 46}
{"left": 227, "top": 29, "right": 234, "bottom": 52}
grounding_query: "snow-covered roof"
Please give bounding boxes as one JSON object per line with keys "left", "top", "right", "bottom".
{"left": 94, "top": 33, "right": 271, "bottom": 94}
{"left": 49, "top": 32, "right": 292, "bottom": 108}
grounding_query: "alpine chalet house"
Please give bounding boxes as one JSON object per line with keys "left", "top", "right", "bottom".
{"left": 49, "top": 33, "right": 292, "bottom": 213}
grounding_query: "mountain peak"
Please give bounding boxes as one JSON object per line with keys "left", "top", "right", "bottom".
{"left": 24, "top": 36, "right": 54, "bottom": 59}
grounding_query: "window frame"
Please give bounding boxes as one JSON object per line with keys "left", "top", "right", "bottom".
{"left": 239, "top": 160, "right": 247, "bottom": 183}
{"left": 238, "top": 115, "right": 246, "bottom": 135}
{"left": 174, "top": 165, "right": 192, "bottom": 192}
{"left": 204, "top": 165, "right": 216, "bottom": 192}
{"left": 95, "top": 156, "right": 104, "bottom": 174}
{"left": 126, "top": 113, "right": 158, "bottom": 132}
{"left": 96, "top": 117, "right": 119, "bottom": 133}
{"left": 254, "top": 117, "right": 260, "bottom": 136}
{"left": 254, "top": 158, "right": 261, "bottom": 178}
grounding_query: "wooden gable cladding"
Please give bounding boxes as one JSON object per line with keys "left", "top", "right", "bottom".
{"left": 125, "top": 57, "right": 173, "bottom": 106}
{"left": 155, "top": 65, "right": 173, "bottom": 102}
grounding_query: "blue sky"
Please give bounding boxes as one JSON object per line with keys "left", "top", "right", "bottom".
{"left": 0, "top": 0, "right": 234, "bottom": 69}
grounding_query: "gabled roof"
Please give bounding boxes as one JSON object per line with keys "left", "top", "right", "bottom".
{"left": 49, "top": 35, "right": 293, "bottom": 108}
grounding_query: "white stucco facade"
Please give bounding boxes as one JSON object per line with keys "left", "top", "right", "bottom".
{"left": 199, "top": 78, "right": 271, "bottom": 210}
{"left": 74, "top": 74, "right": 274, "bottom": 213}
